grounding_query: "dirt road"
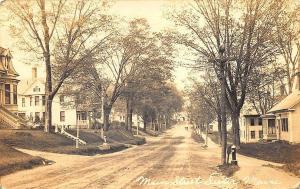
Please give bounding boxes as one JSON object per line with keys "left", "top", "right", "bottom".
{"left": 2, "top": 124, "right": 239, "bottom": 189}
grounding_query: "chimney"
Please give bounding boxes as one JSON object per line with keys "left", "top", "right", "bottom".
{"left": 32, "top": 67, "right": 37, "bottom": 79}
{"left": 292, "top": 59, "right": 300, "bottom": 92}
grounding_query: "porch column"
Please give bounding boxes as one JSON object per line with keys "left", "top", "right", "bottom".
{"left": 277, "top": 117, "right": 281, "bottom": 140}
{"left": 0, "top": 83, "right": 2, "bottom": 105}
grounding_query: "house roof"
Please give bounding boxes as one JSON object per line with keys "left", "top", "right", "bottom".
{"left": 0, "top": 47, "right": 12, "bottom": 57}
{"left": 18, "top": 77, "right": 45, "bottom": 95}
{"left": 268, "top": 91, "right": 300, "bottom": 113}
{"left": 261, "top": 113, "right": 276, "bottom": 118}
{"left": 0, "top": 47, "right": 18, "bottom": 76}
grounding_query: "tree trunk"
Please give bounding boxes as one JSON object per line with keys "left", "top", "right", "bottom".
{"left": 44, "top": 96, "right": 52, "bottom": 132}
{"left": 217, "top": 114, "right": 222, "bottom": 145}
{"left": 41, "top": 0, "right": 53, "bottom": 133}
{"left": 157, "top": 114, "right": 159, "bottom": 131}
{"left": 143, "top": 119, "right": 147, "bottom": 131}
{"left": 205, "top": 123, "right": 208, "bottom": 146}
{"left": 129, "top": 106, "right": 133, "bottom": 132}
{"left": 164, "top": 115, "right": 168, "bottom": 129}
{"left": 231, "top": 111, "right": 241, "bottom": 148}
{"left": 220, "top": 61, "right": 228, "bottom": 165}
{"left": 93, "top": 109, "right": 97, "bottom": 129}
{"left": 103, "top": 107, "right": 111, "bottom": 131}
{"left": 165, "top": 115, "right": 169, "bottom": 128}
{"left": 125, "top": 98, "right": 129, "bottom": 130}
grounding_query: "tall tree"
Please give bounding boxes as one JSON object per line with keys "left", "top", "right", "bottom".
{"left": 170, "top": 0, "right": 284, "bottom": 155}
{"left": 188, "top": 69, "right": 223, "bottom": 144}
{"left": 7, "top": 0, "right": 111, "bottom": 132}
{"left": 273, "top": 1, "right": 300, "bottom": 94}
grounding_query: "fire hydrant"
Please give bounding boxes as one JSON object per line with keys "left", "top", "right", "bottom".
{"left": 231, "top": 145, "right": 238, "bottom": 165}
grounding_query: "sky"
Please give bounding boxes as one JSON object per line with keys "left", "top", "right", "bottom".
{"left": 111, "top": 0, "right": 190, "bottom": 90}
{"left": 0, "top": 0, "right": 191, "bottom": 91}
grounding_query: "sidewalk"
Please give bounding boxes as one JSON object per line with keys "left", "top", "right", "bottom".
{"left": 201, "top": 133, "right": 300, "bottom": 189}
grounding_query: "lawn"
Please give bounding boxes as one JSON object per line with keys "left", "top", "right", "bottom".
{"left": 132, "top": 126, "right": 163, "bottom": 137}
{"left": 239, "top": 141, "right": 300, "bottom": 176}
{"left": 0, "top": 128, "right": 145, "bottom": 155}
{"left": 0, "top": 142, "right": 46, "bottom": 176}
{"left": 208, "top": 131, "right": 300, "bottom": 176}
{"left": 0, "top": 128, "right": 146, "bottom": 176}
{"left": 191, "top": 131, "right": 205, "bottom": 143}
{"left": 208, "top": 131, "right": 233, "bottom": 145}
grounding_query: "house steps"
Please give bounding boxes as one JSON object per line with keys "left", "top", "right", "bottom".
{"left": 0, "top": 105, "right": 27, "bottom": 129}
{"left": 58, "top": 126, "right": 87, "bottom": 145}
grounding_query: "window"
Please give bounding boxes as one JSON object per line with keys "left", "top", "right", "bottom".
{"left": 258, "top": 118, "right": 262, "bottom": 125}
{"left": 33, "top": 86, "right": 40, "bottom": 92}
{"left": 281, "top": 118, "right": 289, "bottom": 132}
{"left": 5, "top": 84, "right": 10, "bottom": 104}
{"left": 59, "top": 95, "right": 64, "bottom": 104}
{"left": 35, "top": 96, "right": 39, "bottom": 106}
{"left": 60, "top": 111, "right": 65, "bottom": 122}
{"left": 42, "top": 96, "right": 45, "bottom": 106}
{"left": 22, "top": 98, "right": 25, "bottom": 107}
{"left": 259, "top": 130, "right": 263, "bottom": 138}
{"left": 250, "top": 118, "right": 255, "bottom": 126}
{"left": 251, "top": 131, "right": 256, "bottom": 139}
{"left": 13, "top": 85, "right": 17, "bottom": 104}
{"left": 30, "top": 96, "right": 32, "bottom": 106}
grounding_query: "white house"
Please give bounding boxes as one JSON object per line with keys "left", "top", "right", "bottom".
{"left": 174, "top": 111, "right": 188, "bottom": 122}
{"left": 18, "top": 67, "right": 96, "bottom": 129}
{"left": 240, "top": 114, "right": 263, "bottom": 143}
{"left": 110, "top": 108, "right": 141, "bottom": 128}
{"left": 262, "top": 61, "right": 300, "bottom": 143}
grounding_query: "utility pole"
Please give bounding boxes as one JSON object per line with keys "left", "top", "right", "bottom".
{"left": 75, "top": 96, "right": 79, "bottom": 149}
{"left": 205, "top": 123, "right": 208, "bottom": 146}
{"left": 137, "top": 120, "right": 139, "bottom": 135}
{"left": 100, "top": 91, "right": 106, "bottom": 139}
{"left": 76, "top": 117, "right": 79, "bottom": 148}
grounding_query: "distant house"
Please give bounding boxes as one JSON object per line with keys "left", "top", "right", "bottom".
{"left": 18, "top": 67, "right": 98, "bottom": 129}
{"left": 110, "top": 108, "right": 141, "bottom": 128}
{"left": 240, "top": 114, "right": 263, "bottom": 143}
{"left": 174, "top": 111, "right": 188, "bottom": 122}
{"left": 262, "top": 63, "right": 300, "bottom": 143}
{"left": 0, "top": 47, "right": 25, "bottom": 128}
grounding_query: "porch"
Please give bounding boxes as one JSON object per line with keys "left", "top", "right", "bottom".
{"left": 76, "top": 111, "right": 90, "bottom": 129}
{"left": 262, "top": 115, "right": 277, "bottom": 141}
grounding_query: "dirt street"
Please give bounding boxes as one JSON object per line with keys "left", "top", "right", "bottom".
{"left": 2, "top": 124, "right": 239, "bottom": 189}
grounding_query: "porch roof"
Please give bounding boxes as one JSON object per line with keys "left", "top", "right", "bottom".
{"left": 243, "top": 114, "right": 260, "bottom": 117}
{"left": 268, "top": 91, "right": 300, "bottom": 113}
